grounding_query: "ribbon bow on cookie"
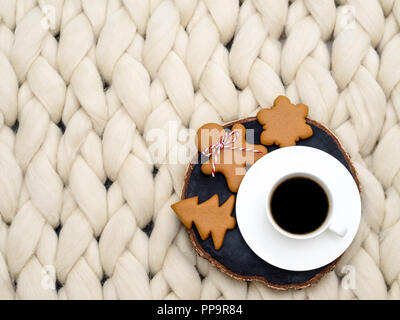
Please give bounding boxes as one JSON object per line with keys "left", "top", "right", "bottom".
{"left": 196, "top": 123, "right": 268, "bottom": 193}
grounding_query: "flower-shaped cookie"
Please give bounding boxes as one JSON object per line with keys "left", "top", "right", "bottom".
{"left": 257, "top": 96, "right": 313, "bottom": 147}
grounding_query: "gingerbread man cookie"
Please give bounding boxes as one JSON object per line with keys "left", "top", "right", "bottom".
{"left": 196, "top": 123, "right": 268, "bottom": 193}
{"left": 171, "top": 195, "right": 236, "bottom": 250}
{"left": 257, "top": 96, "right": 313, "bottom": 147}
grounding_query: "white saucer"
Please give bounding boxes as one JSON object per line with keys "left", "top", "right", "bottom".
{"left": 236, "top": 146, "right": 361, "bottom": 271}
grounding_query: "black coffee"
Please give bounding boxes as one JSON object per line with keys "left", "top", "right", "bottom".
{"left": 270, "top": 177, "right": 329, "bottom": 235}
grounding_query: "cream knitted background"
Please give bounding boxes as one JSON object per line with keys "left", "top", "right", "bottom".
{"left": 0, "top": 0, "right": 399, "bottom": 300}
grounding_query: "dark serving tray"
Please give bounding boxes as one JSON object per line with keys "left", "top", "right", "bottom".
{"left": 181, "top": 117, "right": 360, "bottom": 289}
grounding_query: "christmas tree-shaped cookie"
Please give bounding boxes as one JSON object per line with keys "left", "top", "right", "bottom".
{"left": 171, "top": 195, "right": 236, "bottom": 250}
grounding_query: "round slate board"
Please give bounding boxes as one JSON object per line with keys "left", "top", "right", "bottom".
{"left": 181, "top": 117, "right": 360, "bottom": 290}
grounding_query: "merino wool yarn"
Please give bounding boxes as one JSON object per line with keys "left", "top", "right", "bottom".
{"left": 0, "top": 0, "right": 400, "bottom": 300}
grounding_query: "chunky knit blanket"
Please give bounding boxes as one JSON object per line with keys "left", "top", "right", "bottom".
{"left": 0, "top": 0, "right": 399, "bottom": 300}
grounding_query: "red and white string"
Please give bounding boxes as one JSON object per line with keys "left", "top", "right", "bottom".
{"left": 201, "top": 130, "right": 264, "bottom": 177}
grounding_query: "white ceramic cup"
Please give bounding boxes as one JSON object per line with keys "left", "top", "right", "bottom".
{"left": 266, "top": 171, "right": 348, "bottom": 240}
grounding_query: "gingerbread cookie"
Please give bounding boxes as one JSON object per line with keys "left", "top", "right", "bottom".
{"left": 171, "top": 195, "right": 236, "bottom": 250}
{"left": 196, "top": 123, "right": 268, "bottom": 193}
{"left": 257, "top": 96, "right": 313, "bottom": 147}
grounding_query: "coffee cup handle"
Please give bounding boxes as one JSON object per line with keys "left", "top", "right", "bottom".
{"left": 328, "top": 221, "right": 347, "bottom": 237}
